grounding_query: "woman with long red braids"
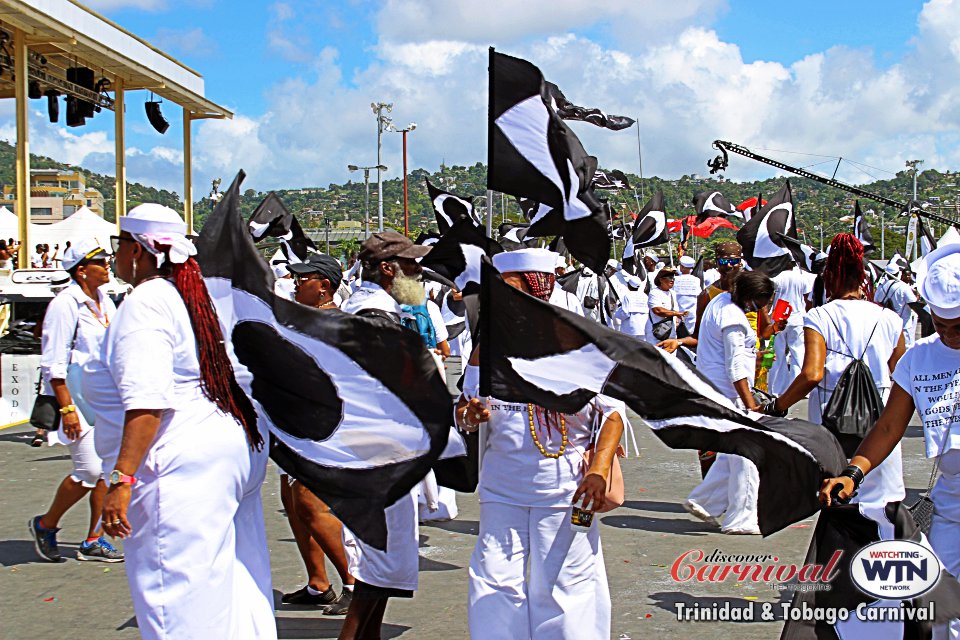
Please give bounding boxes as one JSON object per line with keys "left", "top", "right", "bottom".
{"left": 766, "top": 233, "right": 906, "bottom": 506}
{"left": 82, "top": 204, "right": 276, "bottom": 639}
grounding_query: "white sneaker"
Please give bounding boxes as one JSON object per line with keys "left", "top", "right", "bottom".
{"left": 721, "top": 527, "right": 762, "bottom": 535}
{"left": 683, "top": 500, "right": 720, "bottom": 527}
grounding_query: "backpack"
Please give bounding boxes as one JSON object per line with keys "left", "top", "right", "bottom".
{"left": 400, "top": 303, "right": 438, "bottom": 349}
{"left": 820, "top": 317, "right": 884, "bottom": 451}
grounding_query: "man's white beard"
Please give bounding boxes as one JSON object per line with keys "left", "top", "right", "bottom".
{"left": 391, "top": 271, "right": 425, "bottom": 306}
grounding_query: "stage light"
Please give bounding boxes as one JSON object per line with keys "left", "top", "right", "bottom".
{"left": 28, "top": 80, "right": 41, "bottom": 99}
{"left": 65, "top": 96, "right": 85, "bottom": 127}
{"left": 145, "top": 99, "right": 169, "bottom": 134}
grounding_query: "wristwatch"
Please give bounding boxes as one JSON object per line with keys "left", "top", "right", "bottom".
{"left": 109, "top": 470, "right": 137, "bottom": 486}
{"left": 59, "top": 404, "right": 77, "bottom": 415}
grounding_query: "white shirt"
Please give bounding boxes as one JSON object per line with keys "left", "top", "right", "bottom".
{"left": 645, "top": 287, "right": 677, "bottom": 342}
{"left": 803, "top": 300, "right": 902, "bottom": 424}
{"left": 82, "top": 279, "right": 238, "bottom": 471}
{"left": 696, "top": 292, "right": 756, "bottom": 400}
{"left": 892, "top": 335, "right": 960, "bottom": 464}
{"left": 673, "top": 274, "right": 702, "bottom": 333}
{"left": 341, "top": 282, "right": 402, "bottom": 318}
{"left": 41, "top": 282, "right": 115, "bottom": 385}
{"left": 875, "top": 277, "right": 918, "bottom": 330}
{"left": 614, "top": 289, "right": 649, "bottom": 337}
{"left": 576, "top": 271, "right": 601, "bottom": 321}
{"left": 549, "top": 287, "right": 585, "bottom": 316}
{"left": 772, "top": 268, "right": 815, "bottom": 326}
{"left": 703, "top": 268, "right": 721, "bottom": 289}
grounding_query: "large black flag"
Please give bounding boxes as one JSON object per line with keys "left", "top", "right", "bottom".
{"left": 693, "top": 190, "right": 738, "bottom": 223}
{"left": 488, "top": 49, "right": 611, "bottom": 272}
{"left": 198, "top": 172, "right": 452, "bottom": 551}
{"left": 853, "top": 201, "right": 875, "bottom": 252}
{"left": 591, "top": 168, "right": 631, "bottom": 190}
{"left": 781, "top": 502, "right": 960, "bottom": 640}
{"left": 480, "top": 262, "right": 847, "bottom": 535}
{"left": 737, "top": 181, "right": 798, "bottom": 277}
{"left": 497, "top": 221, "right": 535, "bottom": 250}
{"left": 248, "top": 192, "right": 316, "bottom": 262}
{"left": 626, "top": 189, "right": 668, "bottom": 253}
{"left": 778, "top": 233, "right": 827, "bottom": 273}
{"left": 545, "top": 82, "right": 635, "bottom": 131}
{"left": 426, "top": 178, "right": 479, "bottom": 233}
{"left": 420, "top": 217, "right": 502, "bottom": 295}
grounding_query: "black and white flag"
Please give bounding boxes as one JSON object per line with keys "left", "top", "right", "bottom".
{"left": 781, "top": 502, "right": 960, "bottom": 640}
{"left": 545, "top": 82, "right": 635, "bottom": 131}
{"left": 778, "top": 233, "right": 827, "bottom": 273}
{"left": 414, "top": 231, "right": 442, "bottom": 247}
{"left": 918, "top": 215, "right": 937, "bottom": 257}
{"left": 626, "top": 189, "right": 668, "bottom": 252}
{"left": 426, "top": 178, "right": 479, "bottom": 234}
{"left": 481, "top": 262, "right": 847, "bottom": 535}
{"left": 853, "top": 201, "right": 875, "bottom": 252}
{"left": 737, "top": 181, "right": 798, "bottom": 277}
{"left": 497, "top": 222, "right": 536, "bottom": 251}
{"left": 488, "top": 49, "right": 611, "bottom": 272}
{"left": 198, "top": 172, "right": 452, "bottom": 551}
{"left": 591, "top": 168, "right": 631, "bottom": 190}
{"left": 887, "top": 251, "right": 911, "bottom": 274}
{"left": 248, "top": 192, "right": 316, "bottom": 262}
{"left": 420, "top": 217, "right": 502, "bottom": 295}
{"left": 693, "top": 190, "right": 738, "bottom": 223}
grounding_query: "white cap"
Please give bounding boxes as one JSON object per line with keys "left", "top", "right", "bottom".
{"left": 492, "top": 248, "right": 558, "bottom": 274}
{"left": 555, "top": 255, "right": 567, "bottom": 269}
{"left": 61, "top": 238, "right": 108, "bottom": 271}
{"left": 121, "top": 203, "right": 187, "bottom": 236}
{"left": 623, "top": 274, "right": 644, "bottom": 288}
{"left": 885, "top": 261, "right": 902, "bottom": 276}
{"left": 679, "top": 255, "right": 696, "bottom": 268}
{"left": 643, "top": 250, "right": 658, "bottom": 260}
{"left": 920, "top": 244, "right": 960, "bottom": 319}
{"left": 605, "top": 258, "right": 619, "bottom": 270}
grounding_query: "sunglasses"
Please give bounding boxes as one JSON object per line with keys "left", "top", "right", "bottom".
{"left": 294, "top": 273, "right": 323, "bottom": 285}
{"left": 110, "top": 235, "right": 136, "bottom": 255}
{"left": 717, "top": 257, "right": 742, "bottom": 267}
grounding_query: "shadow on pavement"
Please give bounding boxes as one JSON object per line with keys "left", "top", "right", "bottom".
{"left": 0, "top": 539, "right": 71, "bottom": 566}
{"left": 420, "top": 519, "right": 479, "bottom": 536}
{"left": 276, "top": 616, "right": 409, "bottom": 639}
{"left": 622, "top": 500, "right": 686, "bottom": 514}
{"left": 600, "top": 514, "right": 714, "bottom": 535}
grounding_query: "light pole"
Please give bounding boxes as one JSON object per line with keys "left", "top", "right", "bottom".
{"left": 390, "top": 122, "right": 416, "bottom": 236}
{"left": 372, "top": 102, "right": 393, "bottom": 232}
{"left": 348, "top": 163, "right": 387, "bottom": 238}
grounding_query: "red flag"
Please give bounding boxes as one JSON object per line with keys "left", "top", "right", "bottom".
{"left": 692, "top": 217, "right": 737, "bottom": 238}
{"left": 737, "top": 196, "right": 767, "bottom": 211}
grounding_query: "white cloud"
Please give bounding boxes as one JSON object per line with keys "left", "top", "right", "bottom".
{"left": 152, "top": 27, "right": 218, "bottom": 57}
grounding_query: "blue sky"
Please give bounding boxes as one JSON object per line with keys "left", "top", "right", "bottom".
{"left": 2, "top": 0, "right": 956, "bottom": 198}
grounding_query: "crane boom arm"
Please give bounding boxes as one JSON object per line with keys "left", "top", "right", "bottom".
{"left": 708, "top": 140, "right": 960, "bottom": 228}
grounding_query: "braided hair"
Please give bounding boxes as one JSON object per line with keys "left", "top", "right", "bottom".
{"left": 822, "top": 233, "right": 867, "bottom": 301}
{"left": 171, "top": 257, "right": 263, "bottom": 450}
{"left": 520, "top": 271, "right": 556, "bottom": 301}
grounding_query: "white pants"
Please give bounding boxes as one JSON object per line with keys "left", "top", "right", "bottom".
{"left": 687, "top": 453, "right": 760, "bottom": 532}
{"left": 124, "top": 418, "right": 275, "bottom": 640}
{"left": 343, "top": 490, "right": 420, "bottom": 591}
{"left": 65, "top": 426, "right": 103, "bottom": 488}
{"left": 932, "top": 471, "right": 960, "bottom": 639}
{"left": 768, "top": 323, "right": 805, "bottom": 397}
{"left": 468, "top": 502, "right": 610, "bottom": 640}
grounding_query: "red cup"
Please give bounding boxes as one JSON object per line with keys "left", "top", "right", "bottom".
{"left": 772, "top": 299, "right": 793, "bottom": 322}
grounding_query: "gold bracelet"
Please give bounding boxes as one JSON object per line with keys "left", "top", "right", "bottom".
{"left": 59, "top": 404, "right": 77, "bottom": 415}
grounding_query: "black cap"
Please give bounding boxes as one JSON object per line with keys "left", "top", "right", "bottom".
{"left": 286, "top": 254, "right": 343, "bottom": 289}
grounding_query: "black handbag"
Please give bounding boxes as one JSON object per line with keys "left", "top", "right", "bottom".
{"left": 652, "top": 318, "right": 673, "bottom": 341}
{"left": 29, "top": 373, "right": 60, "bottom": 431}
{"left": 909, "top": 411, "right": 955, "bottom": 535}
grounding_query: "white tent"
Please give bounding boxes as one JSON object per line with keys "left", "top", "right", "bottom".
{"left": 0, "top": 207, "right": 19, "bottom": 242}
{"left": 32, "top": 207, "right": 115, "bottom": 250}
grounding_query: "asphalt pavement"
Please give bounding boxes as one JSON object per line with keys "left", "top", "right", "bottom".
{"left": 0, "top": 404, "right": 928, "bottom": 640}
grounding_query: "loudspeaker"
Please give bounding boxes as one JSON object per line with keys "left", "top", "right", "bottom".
{"left": 145, "top": 101, "right": 169, "bottom": 134}
{"left": 65, "top": 96, "right": 85, "bottom": 127}
{"left": 67, "top": 66, "right": 95, "bottom": 117}
{"left": 28, "top": 80, "right": 41, "bottom": 99}
{"left": 45, "top": 90, "right": 60, "bottom": 123}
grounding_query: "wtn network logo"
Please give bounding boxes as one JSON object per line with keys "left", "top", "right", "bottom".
{"left": 851, "top": 540, "right": 942, "bottom": 599}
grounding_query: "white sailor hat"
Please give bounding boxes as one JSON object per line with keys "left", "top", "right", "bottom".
{"left": 492, "top": 248, "right": 558, "bottom": 274}
{"left": 605, "top": 258, "right": 620, "bottom": 270}
{"left": 679, "top": 255, "right": 696, "bottom": 268}
{"left": 62, "top": 238, "right": 108, "bottom": 271}
{"left": 884, "top": 261, "right": 903, "bottom": 276}
{"left": 121, "top": 203, "right": 187, "bottom": 236}
{"left": 920, "top": 244, "right": 960, "bottom": 319}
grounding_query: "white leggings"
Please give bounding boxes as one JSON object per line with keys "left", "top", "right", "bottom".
{"left": 66, "top": 428, "right": 103, "bottom": 488}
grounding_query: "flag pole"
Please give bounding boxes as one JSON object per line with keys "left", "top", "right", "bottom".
{"left": 635, "top": 119, "right": 644, "bottom": 201}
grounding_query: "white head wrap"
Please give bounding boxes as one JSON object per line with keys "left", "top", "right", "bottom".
{"left": 919, "top": 244, "right": 960, "bottom": 319}
{"left": 121, "top": 203, "right": 196, "bottom": 268}
{"left": 679, "top": 255, "right": 696, "bottom": 268}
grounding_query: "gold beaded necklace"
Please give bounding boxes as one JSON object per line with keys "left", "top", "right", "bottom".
{"left": 527, "top": 403, "right": 567, "bottom": 459}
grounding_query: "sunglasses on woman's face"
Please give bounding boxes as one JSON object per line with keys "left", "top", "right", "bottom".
{"left": 717, "top": 257, "right": 742, "bottom": 267}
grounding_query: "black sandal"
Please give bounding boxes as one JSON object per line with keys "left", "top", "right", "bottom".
{"left": 30, "top": 433, "right": 45, "bottom": 447}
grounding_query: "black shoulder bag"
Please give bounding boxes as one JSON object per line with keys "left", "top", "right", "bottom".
{"left": 29, "top": 317, "right": 78, "bottom": 431}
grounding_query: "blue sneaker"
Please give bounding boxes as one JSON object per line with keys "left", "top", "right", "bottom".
{"left": 77, "top": 536, "right": 124, "bottom": 563}
{"left": 28, "top": 515, "right": 61, "bottom": 562}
